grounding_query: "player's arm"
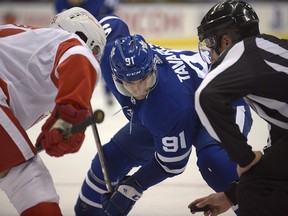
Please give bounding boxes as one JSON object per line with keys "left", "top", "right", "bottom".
{"left": 36, "top": 43, "right": 100, "bottom": 157}
{"left": 53, "top": 43, "right": 99, "bottom": 110}
{"left": 195, "top": 45, "right": 259, "bottom": 168}
{"left": 195, "top": 97, "right": 252, "bottom": 151}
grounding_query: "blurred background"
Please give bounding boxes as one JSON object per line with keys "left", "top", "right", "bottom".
{"left": 0, "top": 0, "right": 287, "bottom": 50}
{"left": 0, "top": 0, "right": 287, "bottom": 215}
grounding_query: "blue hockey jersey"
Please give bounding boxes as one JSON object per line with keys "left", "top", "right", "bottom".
{"left": 97, "top": 15, "right": 250, "bottom": 190}
{"left": 98, "top": 15, "right": 207, "bottom": 134}
{"left": 55, "top": 0, "right": 119, "bottom": 17}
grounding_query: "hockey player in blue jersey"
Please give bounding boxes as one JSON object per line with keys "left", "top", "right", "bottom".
{"left": 55, "top": 0, "right": 119, "bottom": 16}
{"left": 74, "top": 15, "right": 252, "bottom": 216}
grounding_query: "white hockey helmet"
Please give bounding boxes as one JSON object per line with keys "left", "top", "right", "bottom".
{"left": 50, "top": 7, "right": 106, "bottom": 61}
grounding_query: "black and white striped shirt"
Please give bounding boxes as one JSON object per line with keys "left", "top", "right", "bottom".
{"left": 195, "top": 34, "right": 288, "bottom": 167}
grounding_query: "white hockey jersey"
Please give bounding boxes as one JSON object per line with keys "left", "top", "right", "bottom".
{"left": 0, "top": 24, "right": 100, "bottom": 130}
{"left": 0, "top": 24, "right": 101, "bottom": 170}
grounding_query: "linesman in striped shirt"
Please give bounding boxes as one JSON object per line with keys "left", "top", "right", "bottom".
{"left": 188, "top": 0, "right": 288, "bottom": 215}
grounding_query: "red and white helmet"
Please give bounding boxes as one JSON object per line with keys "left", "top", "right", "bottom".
{"left": 50, "top": 7, "right": 106, "bottom": 61}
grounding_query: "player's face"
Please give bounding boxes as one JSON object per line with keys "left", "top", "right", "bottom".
{"left": 199, "top": 35, "right": 232, "bottom": 64}
{"left": 198, "top": 37, "right": 215, "bottom": 64}
{"left": 210, "top": 49, "right": 220, "bottom": 64}
{"left": 122, "top": 72, "right": 154, "bottom": 100}
{"left": 213, "top": 34, "right": 233, "bottom": 63}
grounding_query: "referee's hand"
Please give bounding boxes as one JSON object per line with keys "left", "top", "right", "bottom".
{"left": 237, "top": 151, "right": 263, "bottom": 176}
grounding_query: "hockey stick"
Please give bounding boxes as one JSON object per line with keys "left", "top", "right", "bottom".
{"left": 36, "top": 109, "right": 105, "bottom": 153}
{"left": 89, "top": 104, "right": 113, "bottom": 193}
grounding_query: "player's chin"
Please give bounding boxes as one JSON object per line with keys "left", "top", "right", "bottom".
{"left": 131, "top": 92, "right": 147, "bottom": 100}
{"left": 133, "top": 95, "right": 144, "bottom": 100}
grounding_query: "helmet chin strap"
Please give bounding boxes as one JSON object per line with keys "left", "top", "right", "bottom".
{"left": 147, "top": 69, "right": 158, "bottom": 92}
{"left": 112, "top": 69, "right": 158, "bottom": 98}
{"left": 214, "top": 35, "right": 223, "bottom": 56}
{"left": 67, "top": 0, "right": 86, "bottom": 6}
{"left": 114, "top": 78, "right": 133, "bottom": 97}
{"left": 215, "top": 46, "right": 221, "bottom": 56}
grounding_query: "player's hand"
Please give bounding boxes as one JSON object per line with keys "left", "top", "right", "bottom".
{"left": 237, "top": 150, "right": 263, "bottom": 176}
{"left": 36, "top": 104, "right": 89, "bottom": 157}
{"left": 188, "top": 192, "right": 231, "bottom": 216}
{"left": 101, "top": 176, "right": 143, "bottom": 216}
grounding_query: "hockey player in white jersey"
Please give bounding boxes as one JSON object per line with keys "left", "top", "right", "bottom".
{"left": 0, "top": 7, "right": 105, "bottom": 216}
{"left": 55, "top": 0, "right": 120, "bottom": 107}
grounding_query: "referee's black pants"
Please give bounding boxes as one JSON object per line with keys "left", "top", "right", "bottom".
{"left": 236, "top": 134, "right": 288, "bottom": 216}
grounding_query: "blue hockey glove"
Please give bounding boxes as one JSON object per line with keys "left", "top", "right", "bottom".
{"left": 101, "top": 176, "right": 143, "bottom": 216}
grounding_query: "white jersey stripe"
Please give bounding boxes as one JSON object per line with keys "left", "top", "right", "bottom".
{"left": 155, "top": 153, "right": 187, "bottom": 174}
{"left": 0, "top": 108, "right": 34, "bottom": 160}
{"left": 256, "top": 37, "right": 288, "bottom": 59}
{"left": 57, "top": 45, "right": 101, "bottom": 85}
{"left": 79, "top": 191, "right": 102, "bottom": 208}
{"left": 85, "top": 174, "right": 106, "bottom": 194}
{"left": 196, "top": 41, "right": 246, "bottom": 142}
{"left": 156, "top": 147, "right": 192, "bottom": 163}
{"left": 264, "top": 60, "right": 288, "bottom": 74}
{"left": 235, "top": 105, "right": 245, "bottom": 133}
{"left": 246, "top": 95, "right": 288, "bottom": 130}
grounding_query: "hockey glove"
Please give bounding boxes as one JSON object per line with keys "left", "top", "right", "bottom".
{"left": 36, "top": 104, "right": 89, "bottom": 157}
{"left": 101, "top": 176, "right": 143, "bottom": 216}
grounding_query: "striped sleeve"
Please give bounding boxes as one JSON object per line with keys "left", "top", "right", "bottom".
{"left": 51, "top": 38, "right": 100, "bottom": 110}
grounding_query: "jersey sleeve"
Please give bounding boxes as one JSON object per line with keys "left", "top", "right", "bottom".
{"left": 195, "top": 41, "right": 256, "bottom": 167}
{"left": 52, "top": 39, "right": 100, "bottom": 110}
{"left": 194, "top": 98, "right": 252, "bottom": 154}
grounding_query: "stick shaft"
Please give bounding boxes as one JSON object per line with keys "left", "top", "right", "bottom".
{"left": 89, "top": 104, "right": 113, "bottom": 193}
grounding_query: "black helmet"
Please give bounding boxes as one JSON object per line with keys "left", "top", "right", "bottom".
{"left": 197, "top": 0, "right": 259, "bottom": 55}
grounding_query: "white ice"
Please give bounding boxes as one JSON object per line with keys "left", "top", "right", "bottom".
{"left": 0, "top": 79, "right": 267, "bottom": 216}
